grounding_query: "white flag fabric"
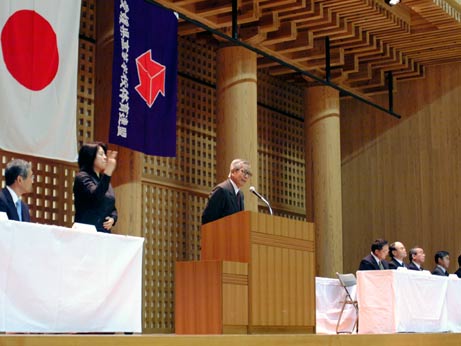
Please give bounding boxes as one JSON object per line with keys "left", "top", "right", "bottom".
{"left": 0, "top": 0, "right": 81, "bottom": 162}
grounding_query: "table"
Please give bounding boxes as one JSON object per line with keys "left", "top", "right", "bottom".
{"left": 315, "top": 277, "right": 357, "bottom": 334}
{"left": 0, "top": 220, "right": 144, "bottom": 333}
{"left": 357, "top": 270, "right": 461, "bottom": 333}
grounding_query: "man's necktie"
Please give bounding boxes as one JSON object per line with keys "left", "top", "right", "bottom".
{"left": 378, "top": 261, "right": 384, "bottom": 270}
{"left": 16, "top": 200, "right": 22, "bottom": 221}
{"left": 236, "top": 191, "right": 241, "bottom": 210}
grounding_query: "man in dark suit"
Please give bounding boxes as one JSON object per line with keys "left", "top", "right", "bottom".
{"left": 358, "top": 238, "right": 390, "bottom": 270}
{"left": 454, "top": 254, "right": 461, "bottom": 278}
{"left": 408, "top": 247, "right": 426, "bottom": 271}
{"left": 0, "top": 159, "right": 33, "bottom": 222}
{"left": 201, "top": 159, "right": 251, "bottom": 225}
{"left": 432, "top": 250, "right": 450, "bottom": 276}
{"left": 388, "top": 241, "right": 408, "bottom": 269}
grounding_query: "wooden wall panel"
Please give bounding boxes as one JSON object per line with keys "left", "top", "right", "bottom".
{"left": 175, "top": 260, "right": 223, "bottom": 334}
{"left": 77, "top": 0, "right": 95, "bottom": 147}
{"left": 341, "top": 62, "right": 461, "bottom": 275}
{"left": 142, "top": 75, "right": 216, "bottom": 191}
{"left": 142, "top": 184, "right": 199, "bottom": 332}
{"left": 175, "top": 260, "right": 248, "bottom": 334}
{"left": 257, "top": 72, "right": 306, "bottom": 218}
{"left": 250, "top": 246, "right": 314, "bottom": 327}
{"left": 249, "top": 214, "right": 315, "bottom": 330}
{"left": 222, "top": 261, "right": 249, "bottom": 329}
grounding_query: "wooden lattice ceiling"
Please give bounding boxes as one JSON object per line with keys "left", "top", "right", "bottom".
{"left": 155, "top": 0, "right": 461, "bottom": 96}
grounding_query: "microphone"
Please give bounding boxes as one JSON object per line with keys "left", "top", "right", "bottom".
{"left": 249, "top": 186, "right": 273, "bottom": 215}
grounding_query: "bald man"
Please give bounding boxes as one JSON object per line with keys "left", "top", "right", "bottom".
{"left": 388, "top": 241, "right": 408, "bottom": 269}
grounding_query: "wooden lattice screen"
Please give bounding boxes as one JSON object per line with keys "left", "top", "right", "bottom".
{"left": 257, "top": 72, "right": 306, "bottom": 219}
{"left": 77, "top": 0, "right": 96, "bottom": 147}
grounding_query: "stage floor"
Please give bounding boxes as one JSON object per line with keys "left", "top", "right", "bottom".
{"left": 1, "top": 333, "right": 460, "bottom": 346}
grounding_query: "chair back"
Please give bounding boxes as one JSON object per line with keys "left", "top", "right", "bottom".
{"left": 336, "top": 272, "right": 357, "bottom": 301}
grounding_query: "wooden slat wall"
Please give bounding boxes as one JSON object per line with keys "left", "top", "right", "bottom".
{"left": 250, "top": 213, "right": 315, "bottom": 330}
{"left": 341, "top": 61, "right": 461, "bottom": 275}
{"left": 222, "top": 261, "right": 249, "bottom": 330}
{"left": 175, "top": 260, "right": 223, "bottom": 334}
{"left": 175, "top": 260, "right": 248, "bottom": 334}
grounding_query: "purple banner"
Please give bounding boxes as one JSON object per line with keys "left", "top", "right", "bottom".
{"left": 109, "top": 0, "right": 177, "bottom": 157}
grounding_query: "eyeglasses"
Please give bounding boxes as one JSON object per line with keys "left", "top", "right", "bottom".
{"left": 239, "top": 168, "right": 253, "bottom": 177}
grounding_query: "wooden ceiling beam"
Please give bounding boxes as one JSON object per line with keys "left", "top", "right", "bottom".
{"left": 156, "top": 0, "right": 461, "bottom": 95}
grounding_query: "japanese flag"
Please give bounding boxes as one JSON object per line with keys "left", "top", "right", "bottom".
{"left": 0, "top": 0, "right": 81, "bottom": 162}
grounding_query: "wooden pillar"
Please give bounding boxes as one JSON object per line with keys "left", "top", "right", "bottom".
{"left": 216, "top": 46, "right": 258, "bottom": 212}
{"left": 304, "top": 86, "right": 343, "bottom": 277}
{"left": 95, "top": 1, "right": 142, "bottom": 237}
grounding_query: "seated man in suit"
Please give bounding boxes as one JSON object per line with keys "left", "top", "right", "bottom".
{"left": 201, "top": 159, "right": 251, "bottom": 225}
{"left": 388, "top": 241, "right": 407, "bottom": 269}
{"left": 407, "top": 247, "right": 426, "bottom": 271}
{"left": 432, "top": 251, "right": 450, "bottom": 276}
{"left": 454, "top": 254, "right": 461, "bottom": 278}
{"left": 0, "top": 159, "right": 34, "bottom": 222}
{"left": 358, "top": 238, "right": 390, "bottom": 270}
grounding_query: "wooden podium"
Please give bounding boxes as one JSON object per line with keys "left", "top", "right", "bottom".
{"left": 175, "top": 211, "right": 315, "bottom": 334}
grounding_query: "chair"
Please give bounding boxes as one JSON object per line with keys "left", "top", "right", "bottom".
{"left": 335, "top": 272, "right": 359, "bottom": 334}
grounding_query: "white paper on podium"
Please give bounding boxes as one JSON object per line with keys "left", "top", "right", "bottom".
{"left": 0, "top": 221, "right": 144, "bottom": 333}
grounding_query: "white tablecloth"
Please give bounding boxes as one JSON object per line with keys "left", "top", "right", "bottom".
{"left": 357, "top": 270, "right": 461, "bottom": 334}
{"left": 315, "top": 277, "right": 357, "bottom": 334}
{"left": 0, "top": 220, "right": 144, "bottom": 333}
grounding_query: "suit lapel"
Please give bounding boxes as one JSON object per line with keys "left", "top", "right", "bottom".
{"left": 370, "top": 256, "right": 380, "bottom": 270}
{"left": 393, "top": 259, "right": 403, "bottom": 268}
{"left": 238, "top": 191, "right": 244, "bottom": 211}
{"left": 225, "top": 180, "right": 239, "bottom": 211}
{"left": 4, "top": 188, "right": 20, "bottom": 221}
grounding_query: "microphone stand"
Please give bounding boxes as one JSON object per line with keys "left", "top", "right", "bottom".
{"left": 250, "top": 187, "right": 273, "bottom": 215}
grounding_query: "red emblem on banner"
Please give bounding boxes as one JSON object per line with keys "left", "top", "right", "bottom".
{"left": 135, "top": 50, "right": 165, "bottom": 108}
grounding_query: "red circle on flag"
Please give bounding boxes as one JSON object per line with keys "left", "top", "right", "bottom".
{"left": 1, "top": 10, "right": 59, "bottom": 91}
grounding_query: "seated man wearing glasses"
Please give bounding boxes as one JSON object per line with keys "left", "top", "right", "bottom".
{"left": 201, "top": 159, "right": 252, "bottom": 225}
{"left": 0, "top": 159, "right": 34, "bottom": 222}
